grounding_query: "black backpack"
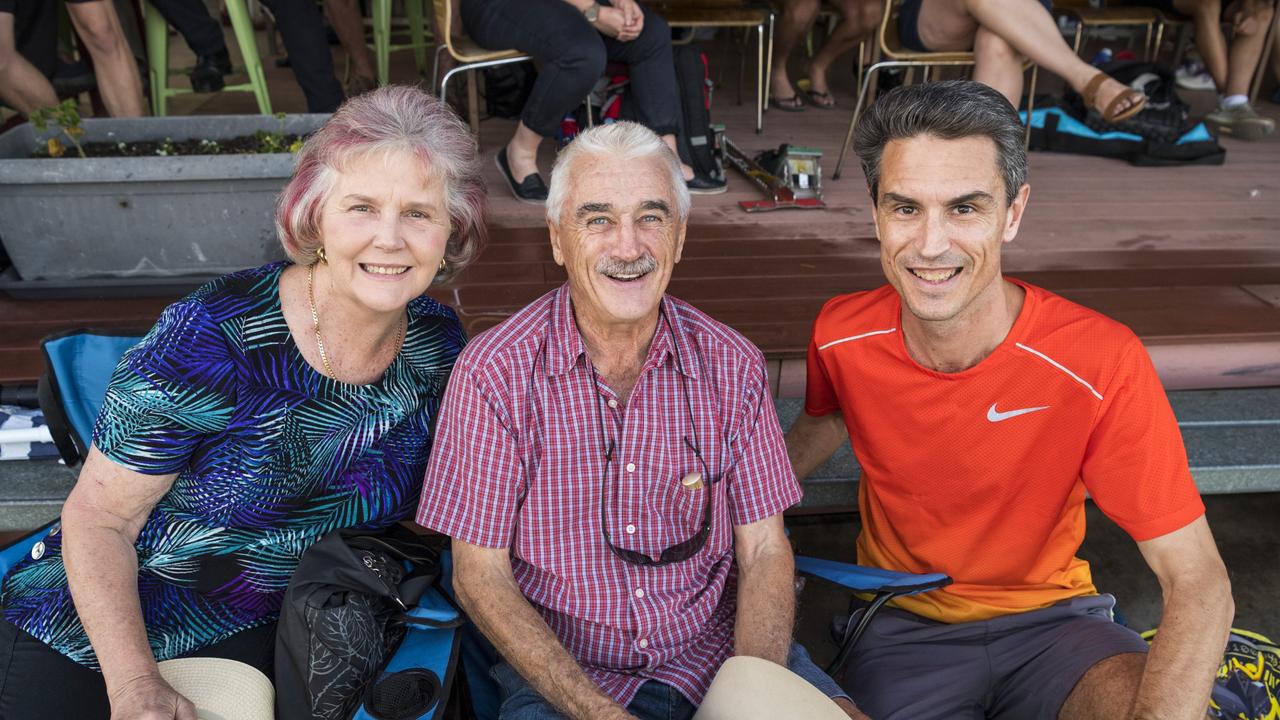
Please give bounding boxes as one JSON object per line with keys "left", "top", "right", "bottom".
{"left": 1033, "top": 60, "right": 1225, "bottom": 166}
{"left": 274, "top": 526, "right": 464, "bottom": 720}
{"left": 672, "top": 45, "right": 724, "bottom": 181}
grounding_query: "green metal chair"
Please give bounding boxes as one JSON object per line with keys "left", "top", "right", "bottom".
{"left": 144, "top": 0, "right": 272, "bottom": 116}
{"left": 371, "top": 0, "right": 432, "bottom": 86}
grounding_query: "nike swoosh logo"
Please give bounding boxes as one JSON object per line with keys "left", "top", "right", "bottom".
{"left": 987, "top": 403, "right": 1050, "bottom": 422}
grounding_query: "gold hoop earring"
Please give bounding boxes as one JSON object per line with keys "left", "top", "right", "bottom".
{"left": 315, "top": 246, "right": 327, "bottom": 264}
{"left": 438, "top": 258, "right": 448, "bottom": 272}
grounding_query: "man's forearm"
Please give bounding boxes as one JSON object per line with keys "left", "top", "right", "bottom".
{"left": 1131, "top": 574, "right": 1233, "bottom": 719}
{"left": 734, "top": 545, "right": 795, "bottom": 664}
{"left": 785, "top": 411, "right": 846, "bottom": 482}
{"left": 457, "top": 565, "right": 630, "bottom": 720}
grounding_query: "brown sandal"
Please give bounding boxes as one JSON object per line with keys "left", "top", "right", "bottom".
{"left": 1082, "top": 71, "right": 1147, "bottom": 123}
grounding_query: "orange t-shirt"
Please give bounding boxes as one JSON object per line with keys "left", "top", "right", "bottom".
{"left": 805, "top": 279, "right": 1205, "bottom": 624}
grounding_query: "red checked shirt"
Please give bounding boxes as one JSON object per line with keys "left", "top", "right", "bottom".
{"left": 417, "top": 285, "right": 801, "bottom": 706}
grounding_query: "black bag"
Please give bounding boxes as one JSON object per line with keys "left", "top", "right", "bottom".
{"left": 672, "top": 44, "right": 724, "bottom": 182}
{"left": 274, "top": 526, "right": 463, "bottom": 720}
{"left": 1034, "top": 60, "right": 1225, "bottom": 166}
{"left": 483, "top": 62, "right": 537, "bottom": 119}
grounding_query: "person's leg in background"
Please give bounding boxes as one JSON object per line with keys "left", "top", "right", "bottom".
{"left": 65, "top": 0, "right": 147, "bottom": 116}
{"left": 806, "top": 0, "right": 882, "bottom": 107}
{"left": 1203, "top": 0, "right": 1276, "bottom": 138}
{"left": 914, "top": 0, "right": 1142, "bottom": 116}
{"left": 1173, "top": 0, "right": 1228, "bottom": 88}
{"left": 461, "top": 0, "right": 606, "bottom": 200}
{"left": 971, "top": 25, "right": 1027, "bottom": 106}
{"left": 601, "top": 6, "right": 716, "bottom": 187}
{"left": 769, "top": 0, "right": 819, "bottom": 109}
{"left": 145, "top": 0, "right": 232, "bottom": 92}
{"left": 259, "top": 0, "right": 346, "bottom": 112}
{"left": 325, "top": 0, "right": 378, "bottom": 96}
{"left": 0, "top": 7, "right": 59, "bottom": 115}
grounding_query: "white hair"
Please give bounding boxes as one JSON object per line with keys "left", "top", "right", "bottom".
{"left": 545, "top": 122, "right": 691, "bottom": 226}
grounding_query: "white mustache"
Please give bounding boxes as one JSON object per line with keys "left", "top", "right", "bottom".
{"left": 597, "top": 255, "right": 658, "bottom": 276}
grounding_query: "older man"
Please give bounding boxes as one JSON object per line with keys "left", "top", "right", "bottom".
{"left": 787, "top": 80, "right": 1233, "bottom": 719}
{"left": 417, "top": 122, "right": 858, "bottom": 719}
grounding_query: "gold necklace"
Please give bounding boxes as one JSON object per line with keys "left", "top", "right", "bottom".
{"left": 307, "top": 263, "right": 405, "bottom": 381}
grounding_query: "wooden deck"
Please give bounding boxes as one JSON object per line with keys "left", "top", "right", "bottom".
{"left": 2, "top": 30, "right": 1278, "bottom": 393}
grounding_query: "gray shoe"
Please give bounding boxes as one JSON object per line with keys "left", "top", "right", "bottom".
{"left": 1204, "top": 103, "right": 1276, "bottom": 141}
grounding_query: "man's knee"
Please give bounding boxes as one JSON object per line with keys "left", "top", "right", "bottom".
{"left": 553, "top": 27, "right": 607, "bottom": 84}
{"left": 628, "top": 11, "right": 674, "bottom": 59}
{"left": 70, "top": 6, "right": 124, "bottom": 57}
{"left": 1058, "top": 652, "right": 1147, "bottom": 720}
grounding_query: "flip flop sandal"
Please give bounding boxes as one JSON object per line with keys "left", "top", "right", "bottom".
{"left": 768, "top": 94, "right": 806, "bottom": 112}
{"left": 806, "top": 89, "right": 836, "bottom": 109}
{"left": 1083, "top": 71, "right": 1147, "bottom": 124}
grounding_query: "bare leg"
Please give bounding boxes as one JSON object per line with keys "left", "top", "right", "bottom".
{"left": 661, "top": 133, "right": 696, "bottom": 181}
{"left": 1058, "top": 652, "right": 1147, "bottom": 720}
{"left": 1224, "top": 0, "right": 1275, "bottom": 95}
{"left": 770, "top": 0, "right": 820, "bottom": 105}
{"left": 66, "top": 0, "right": 146, "bottom": 117}
{"left": 808, "top": 0, "right": 882, "bottom": 99}
{"left": 0, "top": 12, "right": 59, "bottom": 116}
{"left": 972, "top": 26, "right": 1027, "bottom": 105}
{"left": 917, "top": 0, "right": 1139, "bottom": 114}
{"left": 325, "top": 0, "right": 377, "bottom": 85}
{"left": 506, "top": 120, "right": 544, "bottom": 181}
{"left": 1175, "top": 0, "right": 1228, "bottom": 89}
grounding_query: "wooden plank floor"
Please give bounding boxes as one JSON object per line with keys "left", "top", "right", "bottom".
{"left": 2, "top": 30, "right": 1278, "bottom": 392}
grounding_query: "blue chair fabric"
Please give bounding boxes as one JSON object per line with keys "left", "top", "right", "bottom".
{"left": 37, "top": 330, "right": 144, "bottom": 466}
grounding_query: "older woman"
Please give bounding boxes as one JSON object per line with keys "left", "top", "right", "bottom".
{"left": 0, "top": 85, "right": 486, "bottom": 719}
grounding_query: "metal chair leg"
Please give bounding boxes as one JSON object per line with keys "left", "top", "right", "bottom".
{"left": 226, "top": 0, "right": 272, "bottom": 114}
{"left": 1024, "top": 64, "right": 1038, "bottom": 149}
{"left": 764, "top": 12, "right": 775, "bottom": 113}
{"left": 143, "top": 1, "right": 168, "bottom": 116}
{"left": 756, "top": 22, "right": 765, "bottom": 133}
{"left": 834, "top": 61, "right": 884, "bottom": 180}
{"left": 373, "top": 0, "right": 391, "bottom": 86}
{"left": 407, "top": 0, "right": 427, "bottom": 79}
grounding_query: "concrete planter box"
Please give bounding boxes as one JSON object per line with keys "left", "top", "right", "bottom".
{"left": 0, "top": 114, "right": 327, "bottom": 282}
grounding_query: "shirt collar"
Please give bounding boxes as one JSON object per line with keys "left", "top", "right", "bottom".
{"left": 543, "top": 284, "right": 699, "bottom": 380}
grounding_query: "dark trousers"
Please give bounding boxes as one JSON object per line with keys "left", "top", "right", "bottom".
{"left": 259, "top": 0, "right": 345, "bottom": 113}
{"left": 0, "top": 620, "right": 276, "bottom": 719}
{"left": 155, "top": 0, "right": 345, "bottom": 113}
{"left": 146, "top": 0, "right": 227, "bottom": 58}
{"left": 460, "top": 0, "right": 681, "bottom": 139}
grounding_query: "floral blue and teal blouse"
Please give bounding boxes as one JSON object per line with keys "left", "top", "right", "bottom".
{"left": 0, "top": 262, "right": 464, "bottom": 669}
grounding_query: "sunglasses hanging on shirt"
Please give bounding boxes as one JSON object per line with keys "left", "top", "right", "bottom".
{"left": 592, "top": 306, "right": 717, "bottom": 567}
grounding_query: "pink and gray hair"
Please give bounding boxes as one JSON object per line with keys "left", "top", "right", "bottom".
{"left": 274, "top": 85, "right": 487, "bottom": 285}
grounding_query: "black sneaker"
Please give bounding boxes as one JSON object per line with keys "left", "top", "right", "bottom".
{"left": 687, "top": 174, "right": 727, "bottom": 195}
{"left": 191, "top": 48, "right": 231, "bottom": 93}
{"left": 496, "top": 145, "right": 548, "bottom": 204}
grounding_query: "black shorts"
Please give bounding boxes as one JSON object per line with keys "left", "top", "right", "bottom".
{"left": 1, "top": 0, "right": 97, "bottom": 13}
{"left": 898, "top": 0, "right": 1055, "bottom": 52}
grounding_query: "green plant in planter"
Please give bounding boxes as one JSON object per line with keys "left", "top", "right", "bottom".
{"left": 255, "top": 112, "right": 305, "bottom": 154}
{"left": 30, "top": 99, "right": 87, "bottom": 158}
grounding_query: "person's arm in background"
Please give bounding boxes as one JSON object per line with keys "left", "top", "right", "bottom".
{"left": 62, "top": 449, "right": 196, "bottom": 720}
{"left": 785, "top": 410, "right": 847, "bottom": 481}
{"left": 452, "top": 541, "right": 635, "bottom": 720}
{"left": 1129, "top": 517, "right": 1233, "bottom": 719}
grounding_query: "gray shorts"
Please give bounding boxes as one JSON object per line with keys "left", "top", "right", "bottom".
{"left": 840, "top": 594, "right": 1149, "bottom": 720}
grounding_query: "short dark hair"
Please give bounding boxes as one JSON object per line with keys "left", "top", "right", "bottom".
{"left": 854, "top": 80, "right": 1028, "bottom": 205}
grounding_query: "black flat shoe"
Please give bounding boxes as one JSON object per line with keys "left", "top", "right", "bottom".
{"left": 496, "top": 145, "right": 548, "bottom": 204}
{"left": 687, "top": 174, "right": 727, "bottom": 195}
{"left": 191, "top": 49, "right": 231, "bottom": 93}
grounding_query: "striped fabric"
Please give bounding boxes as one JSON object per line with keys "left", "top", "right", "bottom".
{"left": 1, "top": 262, "right": 464, "bottom": 669}
{"left": 417, "top": 285, "right": 801, "bottom": 706}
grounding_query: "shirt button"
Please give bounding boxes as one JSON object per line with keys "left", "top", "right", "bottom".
{"left": 607, "top": 398, "right": 618, "bottom": 409}
{"left": 30, "top": 541, "right": 45, "bottom": 561}
{"left": 638, "top": 638, "right": 649, "bottom": 649}
{"left": 625, "top": 524, "right": 636, "bottom": 535}
{"left": 635, "top": 588, "right": 645, "bottom": 599}
{"left": 626, "top": 462, "right": 636, "bottom": 473}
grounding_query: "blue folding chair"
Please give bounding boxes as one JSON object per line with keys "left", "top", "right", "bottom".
{"left": 795, "top": 555, "right": 951, "bottom": 676}
{"left": 1, "top": 330, "right": 145, "bottom": 579}
{"left": 439, "top": 551, "right": 950, "bottom": 719}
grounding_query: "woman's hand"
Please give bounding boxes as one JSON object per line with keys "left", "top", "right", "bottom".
{"left": 593, "top": 5, "right": 643, "bottom": 42}
{"left": 108, "top": 673, "right": 197, "bottom": 720}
